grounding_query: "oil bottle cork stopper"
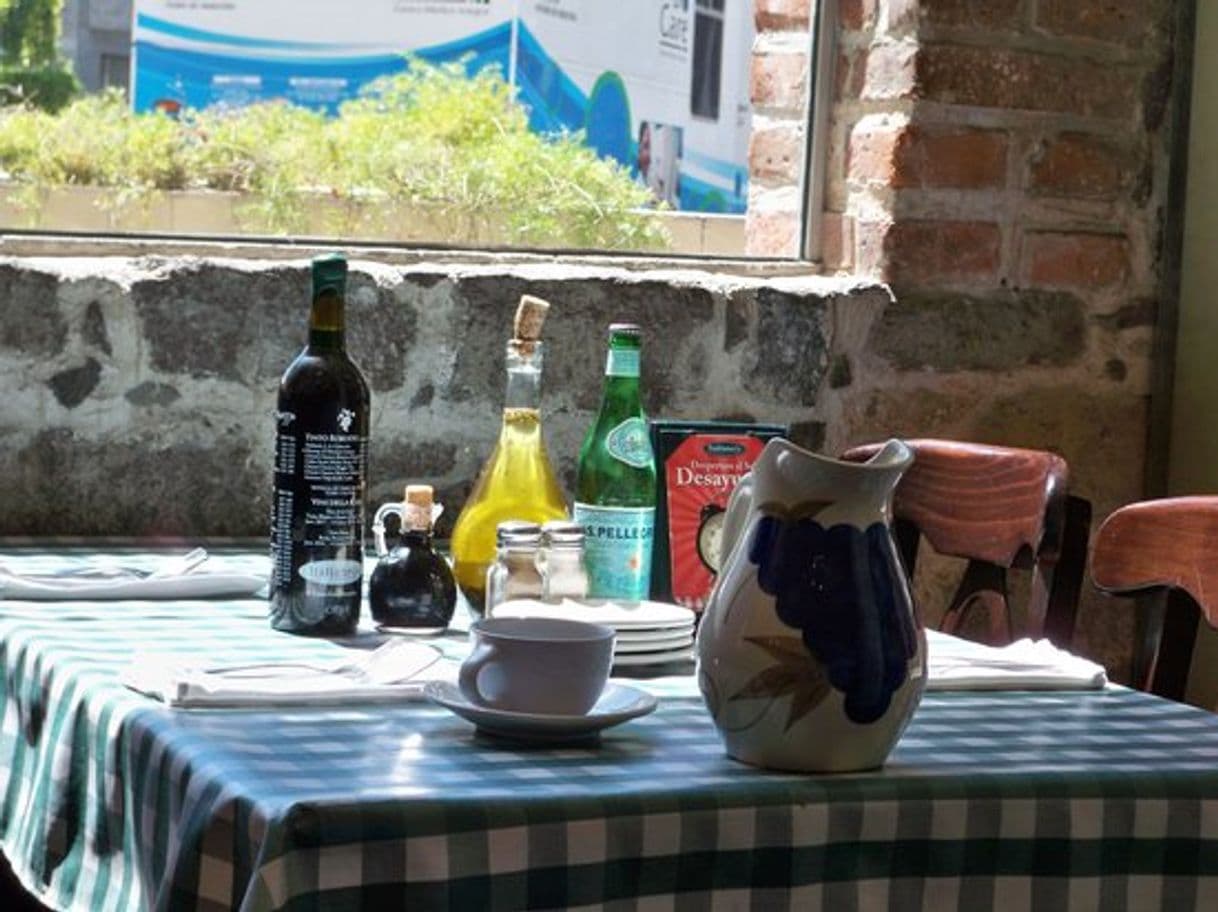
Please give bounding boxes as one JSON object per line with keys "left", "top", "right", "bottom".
{"left": 513, "top": 294, "right": 550, "bottom": 343}
{"left": 403, "top": 484, "right": 434, "bottom": 531}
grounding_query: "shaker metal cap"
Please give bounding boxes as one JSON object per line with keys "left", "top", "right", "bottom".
{"left": 608, "top": 322, "right": 641, "bottom": 335}
{"left": 541, "top": 520, "right": 585, "bottom": 546}
{"left": 496, "top": 520, "right": 542, "bottom": 547}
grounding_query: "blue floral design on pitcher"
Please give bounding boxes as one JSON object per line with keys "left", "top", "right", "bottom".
{"left": 749, "top": 515, "right": 917, "bottom": 725}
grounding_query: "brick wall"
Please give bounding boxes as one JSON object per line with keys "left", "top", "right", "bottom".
{"left": 747, "top": 0, "right": 815, "bottom": 256}
{"left": 747, "top": 0, "right": 1172, "bottom": 286}
{"left": 745, "top": 0, "right": 1183, "bottom": 674}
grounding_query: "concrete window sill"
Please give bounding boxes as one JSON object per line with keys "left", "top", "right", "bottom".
{"left": 0, "top": 184, "right": 752, "bottom": 259}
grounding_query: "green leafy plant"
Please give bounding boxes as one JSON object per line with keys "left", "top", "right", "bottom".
{"left": 0, "top": 62, "right": 79, "bottom": 111}
{"left": 0, "top": 0, "right": 79, "bottom": 112}
{"left": 0, "top": 60, "right": 670, "bottom": 250}
{"left": 1, "top": 0, "right": 60, "bottom": 68}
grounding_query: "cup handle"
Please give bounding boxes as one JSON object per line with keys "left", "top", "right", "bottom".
{"left": 372, "top": 502, "right": 404, "bottom": 557}
{"left": 459, "top": 641, "right": 498, "bottom": 706}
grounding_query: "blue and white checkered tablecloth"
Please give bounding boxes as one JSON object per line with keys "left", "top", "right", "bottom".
{"left": 3, "top": 548, "right": 1218, "bottom": 911}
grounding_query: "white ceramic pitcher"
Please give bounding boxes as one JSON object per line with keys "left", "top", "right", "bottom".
{"left": 696, "top": 438, "right": 925, "bottom": 773}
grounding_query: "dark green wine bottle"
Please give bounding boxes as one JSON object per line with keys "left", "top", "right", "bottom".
{"left": 269, "top": 254, "right": 371, "bottom": 635}
{"left": 574, "top": 323, "right": 657, "bottom": 600}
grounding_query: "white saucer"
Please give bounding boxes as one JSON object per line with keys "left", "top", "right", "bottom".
{"left": 494, "top": 598, "right": 695, "bottom": 630}
{"left": 612, "top": 645, "right": 695, "bottom": 667}
{"left": 424, "top": 681, "right": 657, "bottom": 742}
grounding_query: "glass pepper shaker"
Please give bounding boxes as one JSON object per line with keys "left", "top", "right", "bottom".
{"left": 540, "top": 520, "right": 589, "bottom": 602}
{"left": 485, "top": 520, "right": 544, "bottom": 615}
{"left": 369, "top": 484, "right": 456, "bottom": 634}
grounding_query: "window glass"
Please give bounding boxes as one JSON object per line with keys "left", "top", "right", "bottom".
{"left": 99, "top": 53, "right": 129, "bottom": 92}
{"left": 0, "top": 1, "right": 803, "bottom": 257}
{"left": 691, "top": 1, "right": 726, "bottom": 121}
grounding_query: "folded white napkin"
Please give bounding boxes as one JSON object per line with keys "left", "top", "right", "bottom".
{"left": 122, "top": 639, "right": 460, "bottom": 707}
{"left": 0, "top": 550, "right": 266, "bottom": 601}
{"left": 926, "top": 629, "right": 1107, "bottom": 691}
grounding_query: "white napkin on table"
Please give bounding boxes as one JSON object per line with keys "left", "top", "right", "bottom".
{"left": 0, "top": 549, "right": 266, "bottom": 601}
{"left": 926, "top": 629, "right": 1107, "bottom": 691}
{"left": 122, "top": 639, "right": 460, "bottom": 708}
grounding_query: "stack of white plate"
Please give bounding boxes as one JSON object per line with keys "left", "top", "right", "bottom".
{"left": 492, "top": 598, "right": 696, "bottom": 667}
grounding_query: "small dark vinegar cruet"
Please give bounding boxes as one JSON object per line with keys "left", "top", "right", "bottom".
{"left": 369, "top": 485, "right": 457, "bottom": 634}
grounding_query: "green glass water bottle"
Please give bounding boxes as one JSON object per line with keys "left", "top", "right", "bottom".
{"left": 574, "top": 323, "right": 657, "bottom": 600}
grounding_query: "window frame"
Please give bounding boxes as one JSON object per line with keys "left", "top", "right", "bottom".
{"left": 801, "top": 0, "right": 837, "bottom": 265}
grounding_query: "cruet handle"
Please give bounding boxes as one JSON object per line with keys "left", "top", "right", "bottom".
{"left": 372, "top": 502, "right": 403, "bottom": 557}
{"left": 372, "top": 501, "right": 445, "bottom": 555}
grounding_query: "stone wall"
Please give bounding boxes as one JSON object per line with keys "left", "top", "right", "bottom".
{"left": 0, "top": 254, "right": 882, "bottom": 537}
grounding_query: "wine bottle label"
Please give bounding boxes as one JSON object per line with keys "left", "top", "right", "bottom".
{"left": 605, "top": 417, "right": 654, "bottom": 468}
{"left": 299, "top": 559, "right": 364, "bottom": 585}
{"left": 271, "top": 422, "right": 367, "bottom": 627}
{"left": 605, "top": 348, "right": 640, "bottom": 377}
{"left": 573, "top": 503, "right": 655, "bottom": 600}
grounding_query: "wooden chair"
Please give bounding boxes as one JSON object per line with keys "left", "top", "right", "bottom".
{"left": 842, "top": 439, "right": 1091, "bottom": 648}
{"left": 1090, "top": 497, "right": 1218, "bottom": 701}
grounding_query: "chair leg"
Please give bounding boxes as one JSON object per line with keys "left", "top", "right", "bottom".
{"left": 1145, "top": 589, "right": 1201, "bottom": 702}
{"left": 1040, "top": 495, "right": 1091, "bottom": 650}
{"left": 939, "top": 560, "right": 1011, "bottom": 645}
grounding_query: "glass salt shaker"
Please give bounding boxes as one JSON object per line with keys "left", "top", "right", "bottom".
{"left": 484, "top": 520, "right": 543, "bottom": 615}
{"left": 540, "top": 520, "right": 589, "bottom": 602}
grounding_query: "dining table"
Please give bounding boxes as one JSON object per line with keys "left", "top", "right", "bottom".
{"left": 2, "top": 545, "right": 1218, "bottom": 911}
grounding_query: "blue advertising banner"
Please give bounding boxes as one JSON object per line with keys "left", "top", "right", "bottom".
{"left": 132, "top": 1, "right": 751, "bottom": 213}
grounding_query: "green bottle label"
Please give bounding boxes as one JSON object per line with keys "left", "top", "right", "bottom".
{"left": 605, "top": 417, "right": 653, "bottom": 468}
{"left": 606, "top": 348, "right": 640, "bottom": 377}
{"left": 574, "top": 503, "right": 655, "bottom": 600}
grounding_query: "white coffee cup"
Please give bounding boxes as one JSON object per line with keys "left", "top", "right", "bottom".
{"left": 459, "top": 617, "right": 615, "bottom": 715}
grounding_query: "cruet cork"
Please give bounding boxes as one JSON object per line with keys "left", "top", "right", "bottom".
{"left": 403, "top": 484, "right": 434, "bottom": 532}
{"left": 513, "top": 294, "right": 550, "bottom": 355}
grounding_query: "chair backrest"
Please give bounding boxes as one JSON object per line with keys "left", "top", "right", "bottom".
{"left": 1091, "top": 497, "right": 1218, "bottom": 700}
{"left": 842, "top": 439, "right": 1090, "bottom": 648}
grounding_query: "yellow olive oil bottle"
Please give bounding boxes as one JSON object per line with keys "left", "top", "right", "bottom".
{"left": 450, "top": 295, "right": 567, "bottom": 614}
